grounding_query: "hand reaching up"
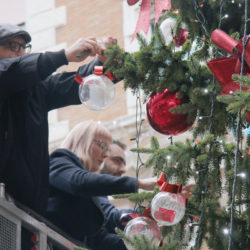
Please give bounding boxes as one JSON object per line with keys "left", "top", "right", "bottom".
{"left": 97, "top": 37, "right": 118, "bottom": 63}
{"left": 65, "top": 37, "right": 102, "bottom": 62}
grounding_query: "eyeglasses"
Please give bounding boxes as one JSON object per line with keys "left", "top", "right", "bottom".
{"left": 93, "top": 138, "right": 110, "bottom": 155}
{"left": 0, "top": 41, "right": 32, "bottom": 53}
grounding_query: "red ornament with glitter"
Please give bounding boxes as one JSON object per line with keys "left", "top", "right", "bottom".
{"left": 146, "top": 89, "right": 192, "bottom": 135}
{"left": 174, "top": 28, "right": 189, "bottom": 47}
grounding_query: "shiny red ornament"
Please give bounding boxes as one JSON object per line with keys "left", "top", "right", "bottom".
{"left": 127, "top": 0, "right": 140, "bottom": 5}
{"left": 174, "top": 29, "right": 189, "bottom": 47}
{"left": 146, "top": 89, "right": 192, "bottom": 135}
{"left": 246, "top": 111, "right": 250, "bottom": 123}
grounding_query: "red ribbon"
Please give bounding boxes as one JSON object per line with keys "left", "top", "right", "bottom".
{"left": 130, "top": 0, "right": 172, "bottom": 41}
{"left": 74, "top": 66, "right": 115, "bottom": 85}
{"left": 207, "top": 29, "right": 250, "bottom": 95}
{"left": 155, "top": 0, "right": 171, "bottom": 24}
{"left": 157, "top": 173, "right": 182, "bottom": 193}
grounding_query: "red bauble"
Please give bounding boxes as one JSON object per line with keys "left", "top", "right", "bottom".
{"left": 246, "top": 111, "right": 250, "bottom": 123}
{"left": 174, "top": 29, "right": 189, "bottom": 47}
{"left": 127, "top": 0, "right": 140, "bottom": 6}
{"left": 146, "top": 89, "right": 192, "bottom": 135}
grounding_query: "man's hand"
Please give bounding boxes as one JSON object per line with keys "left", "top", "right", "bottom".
{"left": 97, "top": 37, "right": 118, "bottom": 63}
{"left": 65, "top": 37, "right": 102, "bottom": 62}
{"left": 181, "top": 184, "right": 195, "bottom": 197}
{"left": 138, "top": 177, "right": 157, "bottom": 191}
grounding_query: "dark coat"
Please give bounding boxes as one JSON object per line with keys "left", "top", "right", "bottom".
{"left": 0, "top": 51, "right": 101, "bottom": 215}
{"left": 47, "top": 148, "right": 138, "bottom": 243}
{"left": 98, "top": 196, "right": 134, "bottom": 234}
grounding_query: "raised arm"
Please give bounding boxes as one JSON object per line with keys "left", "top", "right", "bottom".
{"left": 0, "top": 50, "right": 68, "bottom": 99}
{"left": 49, "top": 149, "right": 138, "bottom": 197}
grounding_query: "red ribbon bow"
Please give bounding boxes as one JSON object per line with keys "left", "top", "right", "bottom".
{"left": 128, "top": 0, "right": 172, "bottom": 41}
{"left": 74, "top": 66, "right": 114, "bottom": 85}
{"left": 157, "top": 173, "right": 188, "bottom": 208}
{"left": 207, "top": 29, "right": 250, "bottom": 95}
{"left": 157, "top": 173, "right": 182, "bottom": 193}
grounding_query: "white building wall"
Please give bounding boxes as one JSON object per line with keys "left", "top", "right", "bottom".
{"left": 25, "top": 0, "right": 69, "bottom": 150}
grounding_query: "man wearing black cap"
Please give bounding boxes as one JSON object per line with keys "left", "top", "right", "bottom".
{"left": 0, "top": 23, "right": 117, "bottom": 216}
{"left": 0, "top": 23, "right": 32, "bottom": 58}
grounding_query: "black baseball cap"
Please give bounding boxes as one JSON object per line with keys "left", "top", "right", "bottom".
{"left": 0, "top": 23, "right": 31, "bottom": 43}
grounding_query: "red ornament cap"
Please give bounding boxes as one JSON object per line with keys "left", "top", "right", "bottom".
{"left": 94, "top": 66, "right": 103, "bottom": 75}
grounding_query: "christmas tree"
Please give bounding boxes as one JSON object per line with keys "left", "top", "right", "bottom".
{"left": 104, "top": 0, "right": 250, "bottom": 249}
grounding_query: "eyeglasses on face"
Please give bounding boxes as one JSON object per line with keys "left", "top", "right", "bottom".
{"left": 93, "top": 138, "right": 110, "bottom": 155}
{"left": 0, "top": 41, "right": 32, "bottom": 53}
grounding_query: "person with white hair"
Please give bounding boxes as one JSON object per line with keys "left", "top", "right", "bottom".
{"left": 47, "top": 121, "right": 157, "bottom": 250}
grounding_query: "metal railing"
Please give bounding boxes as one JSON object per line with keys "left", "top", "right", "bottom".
{"left": 0, "top": 183, "right": 86, "bottom": 250}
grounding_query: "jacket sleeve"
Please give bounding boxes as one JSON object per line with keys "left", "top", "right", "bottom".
{"left": 42, "top": 57, "right": 102, "bottom": 111}
{"left": 98, "top": 196, "right": 134, "bottom": 233}
{"left": 0, "top": 50, "right": 68, "bottom": 100}
{"left": 49, "top": 152, "right": 138, "bottom": 198}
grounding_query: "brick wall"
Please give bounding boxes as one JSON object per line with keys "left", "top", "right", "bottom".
{"left": 55, "top": 0, "right": 127, "bottom": 129}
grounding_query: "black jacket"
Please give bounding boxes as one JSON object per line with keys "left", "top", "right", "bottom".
{"left": 98, "top": 196, "right": 134, "bottom": 234}
{"left": 0, "top": 51, "right": 101, "bottom": 215}
{"left": 47, "top": 148, "right": 138, "bottom": 242}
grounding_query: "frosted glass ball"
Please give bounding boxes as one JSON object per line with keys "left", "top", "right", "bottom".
{"left": 151, "top": 192, "right": 186, "bottom": 226}
{"left": 79, "top": 74, "right": 115, "bottom": 110}
{"left": 124, "top": 216, "right": 161, "bottom": 249}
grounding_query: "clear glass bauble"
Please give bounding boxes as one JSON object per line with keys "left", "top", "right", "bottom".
{"left": 124, "top": 216, "right": 161, "bottom": 249}
{"left": 151, "top": 192, "right": 186, "bottom": 226}
{"left": 79, "top": 74, "right": 115, "bottom": 111}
